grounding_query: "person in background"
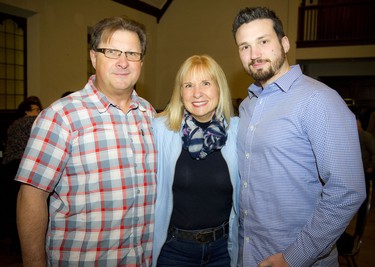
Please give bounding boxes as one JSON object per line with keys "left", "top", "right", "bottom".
{"left": 357, "top": 117, "right": 375, "bottom": 175}
{"left": 232, "top": 6, "right": 366, "bottom": 267}
{"left": 15, "top": 16, "right": 156, "bottom": 267}
{"left": 2, "top": 96, "right": 42, "bottom": 252}
{"left": 3, "top": 96, "right": 43, "bottom": 167}
{"left": 365, "top": 110, "right": 375, "bottom": 136}
{"left": 348, "top": 106, "right": 375, "bottom": 176}
{"left": 152, "top": 55, "right": 239, "bottom": 267}
{"left": 60, "top": 91, "right": 75, "bottom": 98}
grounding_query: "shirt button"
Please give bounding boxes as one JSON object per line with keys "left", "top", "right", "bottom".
{"left": 245, "top": 237, "right": 250, "bottom": 242}
{"left": 245, "top": 153, "right": 250, "bottom": 159}
{"left": 243, "top": 182, "right": 248, "bottom": 188}
{"left": 249, "top": 125, "right": 254, "bottom": 131}
{"left": 137, "top": 189, "right": 141, "bottom": 194}
{"left": 244, "top": 210, "right": 248, "bottom": 216}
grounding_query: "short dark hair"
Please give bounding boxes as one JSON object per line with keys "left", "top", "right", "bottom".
{"left": 90, "top": 16, "right": 147, "bottom": 57}
{"left": 17, "top": 96, "right": 43, "bottom": 118}
{"left": 61, "top": 91, "right": 74, "bottom": 98}
{"left": 232, "top": 7, "right": 285, "bottom": 41}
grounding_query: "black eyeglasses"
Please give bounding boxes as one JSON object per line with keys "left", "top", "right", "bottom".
{"left": 95, "top": 48, "right": 143, "bottom": 62}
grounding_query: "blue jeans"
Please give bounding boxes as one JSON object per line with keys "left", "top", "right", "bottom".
{"left": 157, "top": 234, "right": 230, "bottom": 267}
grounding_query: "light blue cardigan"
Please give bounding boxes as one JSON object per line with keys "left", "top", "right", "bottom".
{"left": 152, "top": 116, "right": 240, "bottom": 267}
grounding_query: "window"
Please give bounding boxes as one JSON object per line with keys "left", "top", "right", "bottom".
{"left": 0, "top": 13, "right": 26, "bottom": 110}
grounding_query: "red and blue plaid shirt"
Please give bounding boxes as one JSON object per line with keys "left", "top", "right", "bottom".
{"left": 16, "top": 75, "right": 157, "bottom": 266}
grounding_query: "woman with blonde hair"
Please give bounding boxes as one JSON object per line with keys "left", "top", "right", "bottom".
{"left": 152, "top": 54, "right": 239, "bottom": 266}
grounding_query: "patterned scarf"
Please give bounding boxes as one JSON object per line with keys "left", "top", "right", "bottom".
{"left": 181, "top": 111, "right": 228, "bottom": 160}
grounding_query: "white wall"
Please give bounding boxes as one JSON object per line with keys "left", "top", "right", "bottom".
{"left": 1, "top": 0, "right": 374, "bottom": 110}
{"left": 154, "top": 0, "right": 300, "bottom": 109}
{"left": 0, "top": 0, "right": 158, "bottom": 107}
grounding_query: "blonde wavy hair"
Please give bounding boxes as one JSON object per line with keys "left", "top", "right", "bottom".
{"left": 157, "top": 54, "right": 234, "bottom": 132}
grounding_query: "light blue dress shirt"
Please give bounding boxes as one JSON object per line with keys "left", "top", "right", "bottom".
{"left": 237, "top": 65, "right": 366, "bottom": 267}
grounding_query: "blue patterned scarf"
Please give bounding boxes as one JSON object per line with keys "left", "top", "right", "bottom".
{"left": 181, "top": 111, "right": 227, "bottom": 160}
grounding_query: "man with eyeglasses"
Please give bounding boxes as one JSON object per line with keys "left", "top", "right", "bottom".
{"left": 15, "top": 16, "right": 156, "bottom": 267}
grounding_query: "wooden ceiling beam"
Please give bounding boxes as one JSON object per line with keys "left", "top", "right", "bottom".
{"left": 112, "top": 0, "right": 173, "bottom": 23}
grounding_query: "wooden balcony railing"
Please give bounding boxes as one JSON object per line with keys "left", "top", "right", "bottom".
{"left": 297, "top": 0, "right": 375, "bottom": 48}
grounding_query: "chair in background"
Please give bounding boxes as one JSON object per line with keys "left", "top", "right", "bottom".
{"left": 337, "top": 178, "right": 373, "bottom": 267}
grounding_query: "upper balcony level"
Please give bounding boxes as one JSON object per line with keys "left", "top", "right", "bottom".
{"left": 297, "top": 0, "right": 375, "bottom": 48}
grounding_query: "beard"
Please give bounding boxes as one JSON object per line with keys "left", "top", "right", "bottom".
{"left": 247, "top": 50, "right": 287, "bottom": 83}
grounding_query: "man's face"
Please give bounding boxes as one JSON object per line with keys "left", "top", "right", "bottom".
{"left": 235, "top": 19, "right": 290, "bottom": 86}
{"left": 90, "top": 30, "right": 143, "bottom": 95}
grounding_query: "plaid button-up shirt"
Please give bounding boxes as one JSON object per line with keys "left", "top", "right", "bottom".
{"left": 16, "top": 75, "right": 157, "bottom": 266}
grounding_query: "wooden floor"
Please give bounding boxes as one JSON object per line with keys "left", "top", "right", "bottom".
{"left": 0, "top": 192, "right": 374, "bottom": 267}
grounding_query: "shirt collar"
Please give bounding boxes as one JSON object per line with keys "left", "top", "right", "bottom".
{"left": 248, "top": 64, "right": 303, "bottom": 98}
{"left": 88, "top": 75, "right": 147, "bottom": 113}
